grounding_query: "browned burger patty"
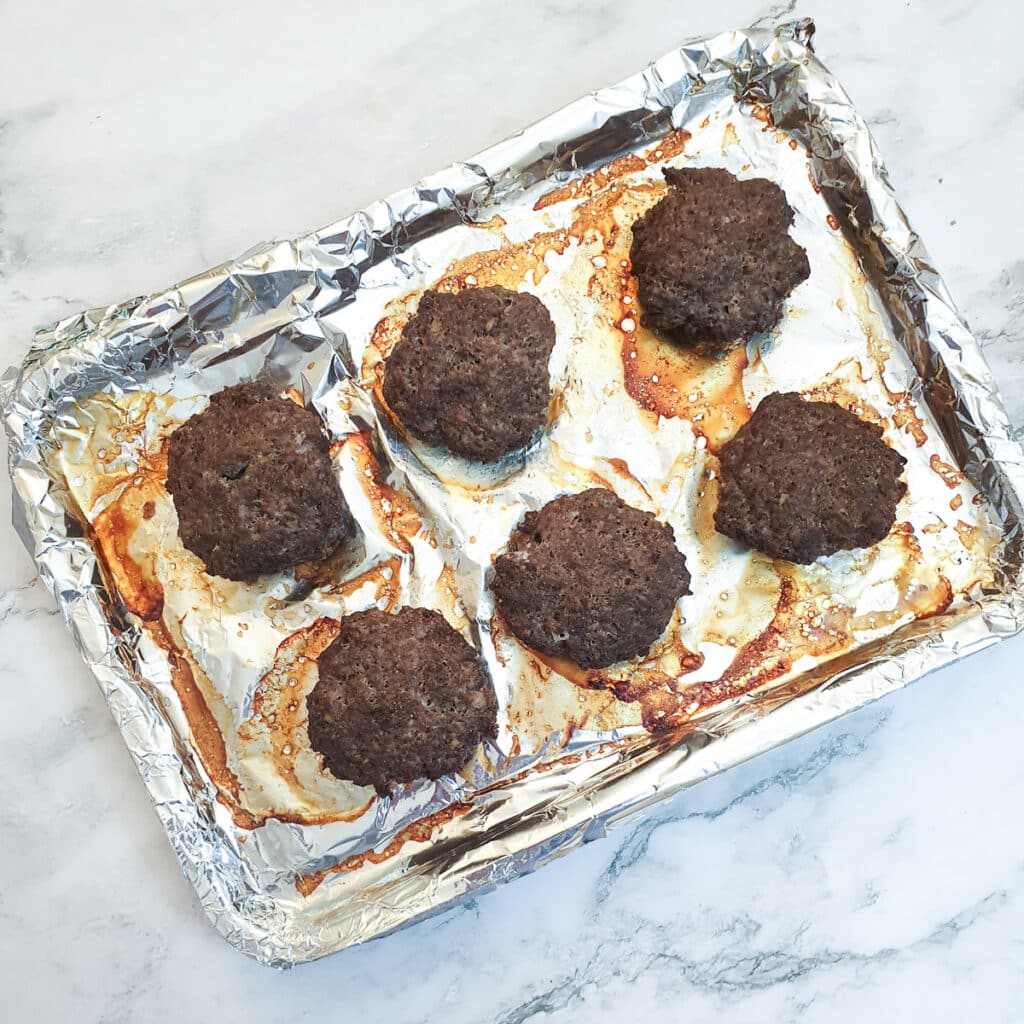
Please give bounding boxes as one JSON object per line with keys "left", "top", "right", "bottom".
{"left": 715, "top": 392, "right": 908, "bottom": 563}
{"left": 491, "top": 488, "right": 691, "bottom": 669}
{"left": 629, "top": 166, "right": 810, "bottom": 351}
{"left": 307, "top": 607, "right": 498, "bottom": 793}
{"left": 382, "top": 286, "right": 556, "bottom": 462}
{"left": 166, "top": 381, "right": 353, "bottom": 581}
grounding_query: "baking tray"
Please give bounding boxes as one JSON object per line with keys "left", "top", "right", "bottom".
{"left": 5, "top": 18, "right": 1024, "bottom": 966}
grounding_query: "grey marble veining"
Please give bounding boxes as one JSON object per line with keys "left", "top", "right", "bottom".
{"left": 1, "top": 1, "right": 1022, "bottom": 1020}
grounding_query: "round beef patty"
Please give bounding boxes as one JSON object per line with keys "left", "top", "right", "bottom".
{"left": 382, "top": 286, "right": 556, "bottom": 462}
{"left": 307, "top": 607, "right": 498, "bottom": 793}
{"left": 166, "top": 381, "right": 353, "bottom": 581}
{"left": 714, "top": 392, "right": 908, "bottom": 563}
{"left": 629, "top": 166, "right": 810, "bottom": 351}
{"left": 491, "top": 488, "right": 691, "bottom": 669}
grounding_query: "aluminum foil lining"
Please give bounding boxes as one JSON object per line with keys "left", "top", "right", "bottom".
{"left": 5, "top": 19, "right": 1024, "bottom": 966}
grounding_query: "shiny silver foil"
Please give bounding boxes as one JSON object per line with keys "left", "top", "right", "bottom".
{"left": 5, "top": 19, "right": 1024, "bottom": 966}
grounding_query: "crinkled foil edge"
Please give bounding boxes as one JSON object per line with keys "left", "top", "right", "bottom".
{"left": 5, "top": 19, "right": 1024, "bottom": 966}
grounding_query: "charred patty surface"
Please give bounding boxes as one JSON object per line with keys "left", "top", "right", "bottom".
{"left": 714, "top": 391, "right": 908, "bottom": 563}
{"left": 307, "top": 607, "right": 498, "bottom": 793}
{"left": 382, "top": 286, "right": 556, "bottom": 462}
{"left": 491, "top": 488, "right": 691, "bottom": 669}
{"left": 166, "top": 381, "right": 353, "bottom": 581}
{"left": 629, "top": 166, "right": 810, "bottom": 350}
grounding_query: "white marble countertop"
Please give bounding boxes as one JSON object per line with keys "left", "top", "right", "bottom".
{"left": 2, "top": 1, "right": 1023, "bottom": 1019}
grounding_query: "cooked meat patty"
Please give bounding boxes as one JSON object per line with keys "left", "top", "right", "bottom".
{"left": 491, "top": 488, "right": 691, "bottom": 669}
{"left": 629, "top": 166, "right": 810, "bottom": 351}
{"left": 714, "top": 391, "right": 908, "bottom": 563}
{"left": 166, "top": 381, "right": 353, "bottom": 581}
{"left": 307, "top": 607, "right": 498, "bottom": 793}
{"left": 382, "top": 286, "right": 556, "bottom": 462}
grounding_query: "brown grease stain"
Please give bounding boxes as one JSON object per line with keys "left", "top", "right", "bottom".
{"left": 622, "top": 327, "right": 750, "bottom": 452}
{"left": 535, "top": 154, "right": 647, "bottom": 211}
{"left": 837, "top": 524, "right": 954, "bottom": 634}
{"left": 438, "top": 230, "right": 573, "bottom": 290}
{"left": 646, "top": 129, "right": 691, "bottom": 163}
{"left": 662, "top": 534, "right": 955, "bottom": 731}
{"left": 533, "top": 130, "right": 690, "bottom": 212}
{"left": 295, "top": 736, "right": 597, "bottom": 896}
{"left": 950, "top": 494, "right": 964, "bottom": 511}
{"left": 930, "top": 453, "right": 964, "bottom": 489}
{"left": 363, "top": 152, "right": 668, "bottom": 388}
{"left": 566, "top": 178, "right": 663, "bottom": 252}
{"left": 955, "top": 520, "right": 978, "bottom": 550}
{"left": 826, "top": 214, "right": 840, "bottom": 231}
{"left": 606, "top": 457, "right": 654, "bottom": 503}
{"left": 149, "top": 617, "right": 257, "bottom": 829}
{"left": 546, "top": 386, "right": 568, "bottom": 432}
{"left": 341, "top": 556, "right": 403, "bottom": 609}
{"left": 346, "top": 431, "right": 421, "bottom": 554}
{"left": 684, "top": 576, "right": 808, "bottom": 711}
{"left": 92, "top": 502, "right": 164, "bottom": 622}
{"left": 436, "top": 565, "right": 471, "bottom": 631}
{"left": 492, "top": 615, "right": 629, "bottom": 743}
{"left": 239, "top": 618, "right": 375, "bottom": 827}
{"left": 82, "top": 422, "right": 171, "bottom": 516}
{"left": 581, "top": 181, "right": 754, "bottom": 452}
{"left": 512, "top": 608, "right": 704, "bottom": 733}
{"left": 805, "top": 352, "right": 933, "bottom": 470}
{"left": 703, "top": 566, "right": 783, "bottom": 652}
{"left": 363, "top": 306, "right": 405, "bottom": 389}
{"left": 691, "top": 467, "right": 722, "bottom": 549}
{"left": 293, "top": 542, "right": 345, "bottom": 591}
{"left": 747, "top": 102, "right": 774, "bottom": 127}
{"left": 634, "top": 512, "right": 955, "bottom": 733}
{"left": 471, "top": 214, "right": 508, "bottom": 231}
{"left": 93, "top": 485, "right": 387, "bottom": 829}
{"left": 800, "top": 366, "right": 885, "bottom": 424}
{"left": 295, "top": 802, "right": 471, "bottom": 896}
{"left": 891, "top": 405, "right": 928, "bottom": 447}
{"left": 544, "top": 443, "right": 620, "bottom": 495}
{"left": 864, "top": 330, "right": 929, "bottom": 446}
{"left": 246, "top": 619, "right": 337, "bottom": 735}
{"left": 291, "top": 551, "right": 403, "bottom": 614}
